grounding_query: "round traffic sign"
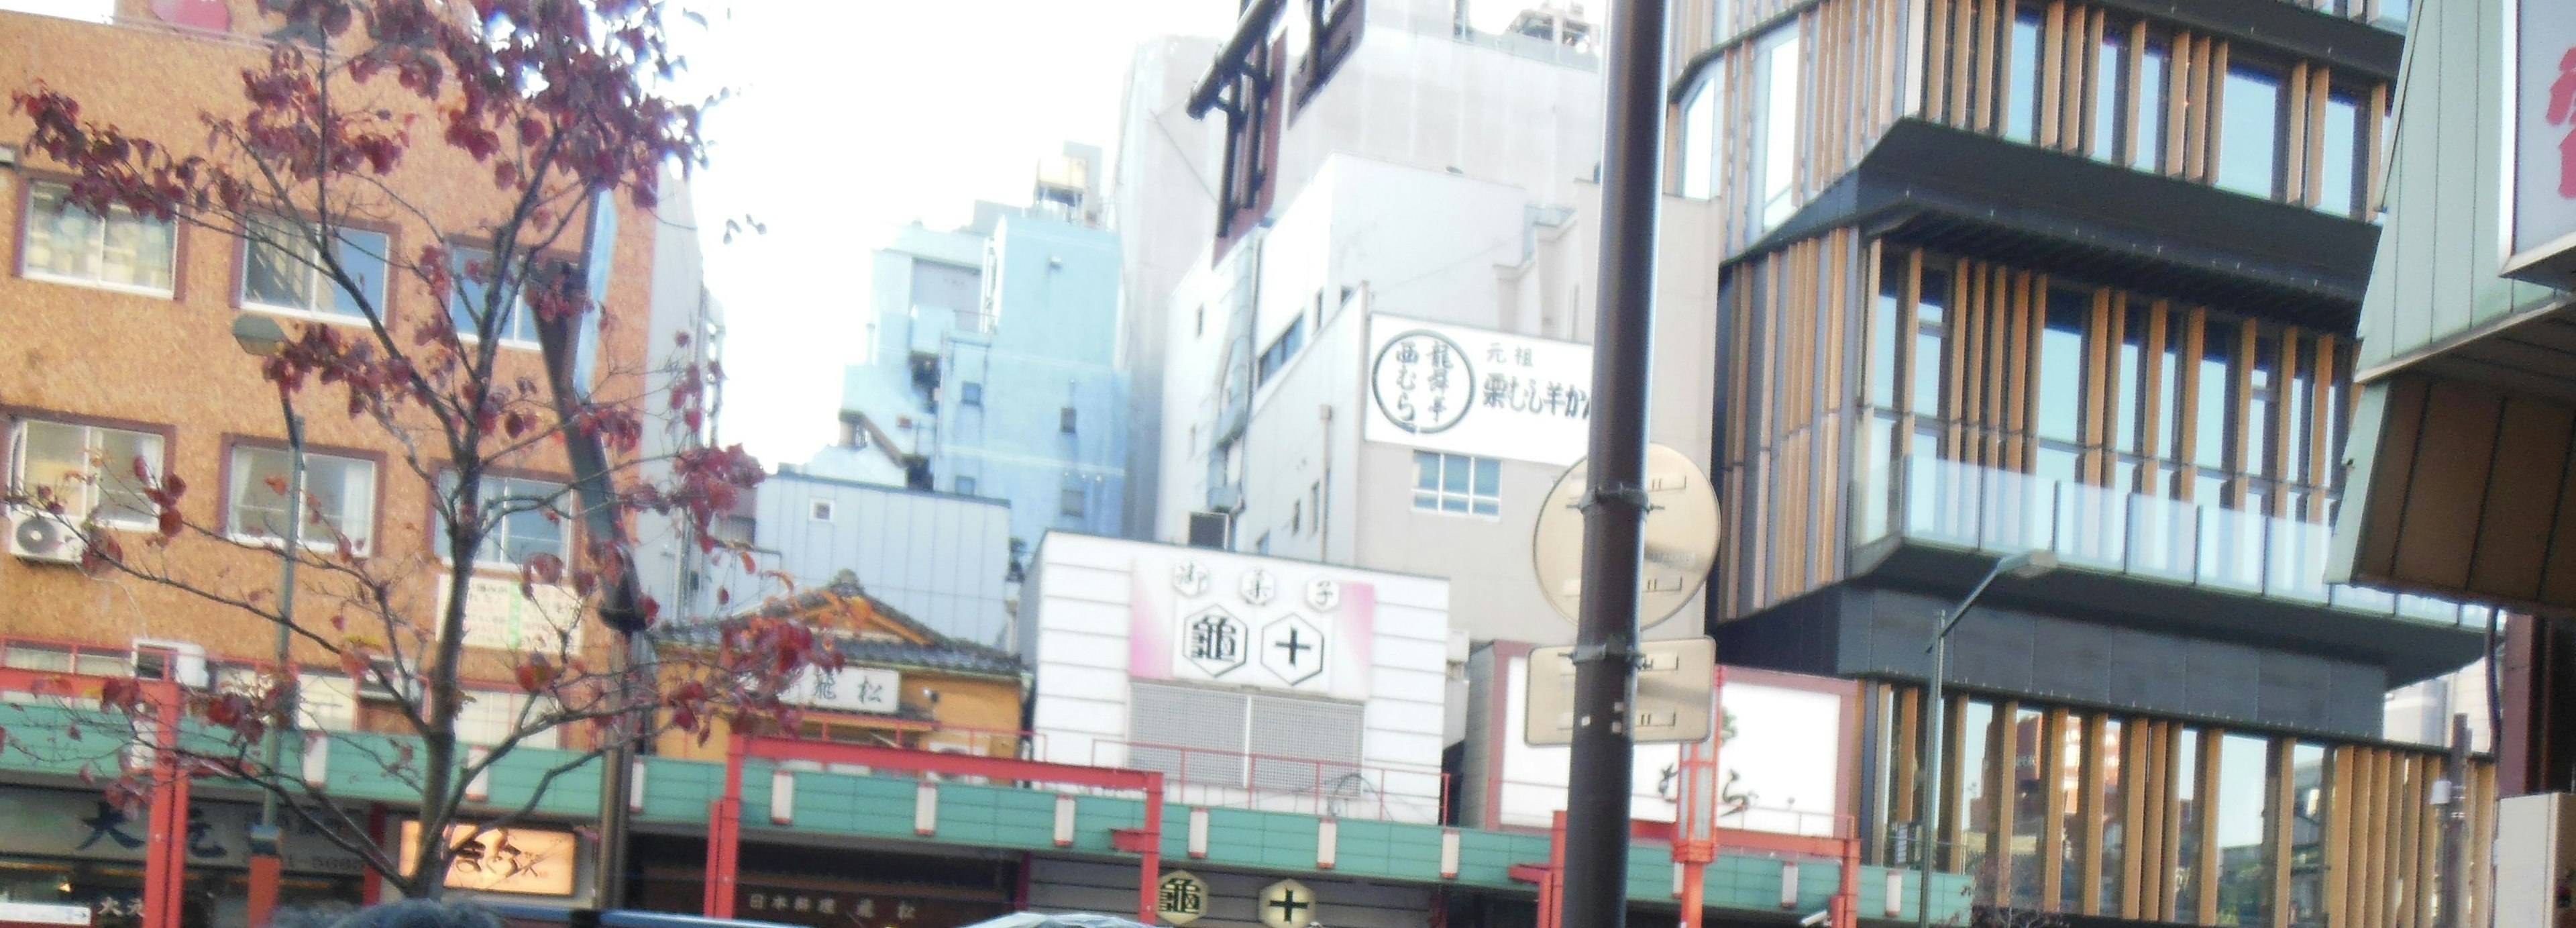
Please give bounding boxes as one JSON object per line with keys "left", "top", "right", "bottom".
{"left": 1531, "top": 444, "right": 1721, "bottom": 627}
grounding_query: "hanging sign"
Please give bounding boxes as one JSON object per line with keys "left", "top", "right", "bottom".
{"left": 1157, "top": 871, "right": 1210, "bottom": 925}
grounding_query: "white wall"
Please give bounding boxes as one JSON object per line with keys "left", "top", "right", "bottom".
{"left": 1023, "top": 533, "right": 1450, "bottom": 819}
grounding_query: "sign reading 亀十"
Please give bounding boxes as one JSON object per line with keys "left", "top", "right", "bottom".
{"left": 2506, "top": 0, "right": 2576, "bottom": 282}
{"left": 1364, "top": 315, "right": 1594, "bottom": 466}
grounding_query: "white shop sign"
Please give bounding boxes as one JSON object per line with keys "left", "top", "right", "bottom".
{"left": 1364, "top": 315, "right": 1594, "bottom": 466}
{"left": 438, "top": 574, "right": 584, "bottom": 653}
{"left": 2504, "top": 0, "right": 2576, "bottom": 282}
{"left": 785, "top": 666, "right": 902, "bottom": 714}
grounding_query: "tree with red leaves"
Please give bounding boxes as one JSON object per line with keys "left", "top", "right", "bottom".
{"left": 1, "top": 0, "right": 827, "bottom": 900}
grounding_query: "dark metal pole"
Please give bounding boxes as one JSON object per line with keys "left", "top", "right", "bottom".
{"left": 1562, "top": 1, "right": 1666, "bottom": 927}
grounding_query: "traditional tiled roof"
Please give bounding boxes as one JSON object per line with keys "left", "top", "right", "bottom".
{"left": 662, "top": 570, "right": 1024, "bottom": 681}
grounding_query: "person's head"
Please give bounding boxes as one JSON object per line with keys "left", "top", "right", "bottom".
{"left": 323, "top": 900, "right": 504, "bottom": 928}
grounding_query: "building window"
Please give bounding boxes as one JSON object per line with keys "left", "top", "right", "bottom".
{"left": 1061, "top": 483, "right": 1087, "bottom": 517}
{"left": 1412, "top": 451, "right": 1500, "bottom": 516}
{"left": 447, "top": 246, "right": 538, "bottom": 344}
{"left": 240, "top": 215, "right": 390, "bottom": 317}
{"left": 2092, "top": 32, "right": 2127, "bottom": 162}
{"left": 1678, "top": 68, "right": 1721, "bottom": 199}
{"left": 956, "top": 476, "right": 977, "bottom": 496}
{"left": 2004, "top": 8, "right": 2043, "bottom": 144}
{"left": 810, "top": 499, "right": 835, "bottom": 522}
{"left": 1752, "top": 24, "right": 1803, "bottom": 231}
{"left": 2216, "top": 64, "right": 2284, "bottom": 199}
{"left": 2212, "top": 732, "right": 2275, "bottom": 925}
{"left": 7, "top": 419, "right": 164, "bottom": 529}
{"left": 1061, "top": 406, "right": 1078, "bottom": 433}
{"left": 433, "top": 474, "right": 567, "bottom": 568}
{"left": 229, "top": 446, "right": 376, "bottom": 553}
{"left": 2135, "top": 43, "right": 2169, "bottom": 172}
{"left": 21, "top": 181, "right": 176, "bottom": 295}
{"left": 2035, "top": 287, "right": 2087, "bottom": 445}
{"left": 2318, "top": 91, "right": 2363, "bottom": 217}
{"left": 1256, "top": 317, "right": 1306, "bottom": 386}
{"left": 1291, "top": 500, "right": 1303, "bottom": 535}
{"left": 960, "top": 382, "right": 984, "bottom": 407}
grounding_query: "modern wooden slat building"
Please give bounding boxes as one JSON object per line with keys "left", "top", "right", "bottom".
{"left": 1666, "top": 0, "right": 2501, "bottom": 923}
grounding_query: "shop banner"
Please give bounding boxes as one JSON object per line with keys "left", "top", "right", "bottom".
{"left": 1363, "top": 315, "right": 1593, "bottom": 466}
{"left": 0, "top": 786, "right": 367, "bottom": 874}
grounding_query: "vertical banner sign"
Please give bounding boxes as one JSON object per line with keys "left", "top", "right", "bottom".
{"left": 2506, "top": 0, "right": 2576, "bottom": 282}
{"left": 1364, "top": 315, "right": 1596, "bottom": 466}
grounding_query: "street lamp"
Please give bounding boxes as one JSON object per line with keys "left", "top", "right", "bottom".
{"left": 233, "top": 314, "right": 303, "bottom": 928}
{"left": 1916, "top": 549, "right": 2057, "bottom": 928}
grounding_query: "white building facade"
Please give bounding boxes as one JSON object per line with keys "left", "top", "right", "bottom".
{"left": 1022, "top": 533, "right": 1451, "bottom": 823}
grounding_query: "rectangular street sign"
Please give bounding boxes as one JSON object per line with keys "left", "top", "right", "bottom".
{"left": 1523, "top": 636, "right": 1715, "bottom": 745}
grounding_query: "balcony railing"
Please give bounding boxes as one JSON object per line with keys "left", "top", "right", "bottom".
{"left": 1858, "top": 455, "right": 2492, "bottom": 627}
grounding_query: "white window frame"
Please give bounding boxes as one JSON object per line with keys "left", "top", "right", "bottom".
{"left": 227, "top": 445, "right": 378, "bottom": 554}
{"left": 1411, "top": 451, "right": 1503, "bottom": 518}
{"left": 7, "top": 418, "right": 166, "bottom": 531}
{"left": 238, "top": 215, "right": 392, "bottom": 322}
{"left": 435, "top": 473, "right": 572, "bottom": 570}
{"left": 19, "top": 181, "right": 177, "bottom": 297}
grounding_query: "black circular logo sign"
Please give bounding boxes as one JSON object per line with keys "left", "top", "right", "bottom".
{"left": 1371, "top": 329, "right": 1475, "bottom": 435}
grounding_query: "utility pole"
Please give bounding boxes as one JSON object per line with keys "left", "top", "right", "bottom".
{"left": 1560, "top": 1, "right": 1666, "bottom": 928}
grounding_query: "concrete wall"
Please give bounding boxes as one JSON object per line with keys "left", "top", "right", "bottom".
{"left": 1109, "top": 36, "right": 1222, "bottom": 539}
{"left": 1152, "top": 155, "right": 1724, "bottom": 648}
{"left": 754, "top": 470, "right": 1015, "bottom": 646}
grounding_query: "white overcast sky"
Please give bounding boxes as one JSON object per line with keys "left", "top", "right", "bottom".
{"left": 0, "top": 0, "right": 1539, "bottom": 468}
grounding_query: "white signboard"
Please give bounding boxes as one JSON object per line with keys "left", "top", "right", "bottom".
{"left": 1364, "top": 315, "right": 1594, "bottom": 466}
{"left": 1145, "top": 554, "right": 1372, "bottom": 699}
{"left": 438, "top": 574, "right": 584, "bottom": 653}
{"left": 0, "top": 903, "right": 91, "bottom": 927}
{"left": 785, "top": 666, "right": 902, "bottom": 714}
{"left": 2506, "top": 0, "right": 2576, "bottom": 282}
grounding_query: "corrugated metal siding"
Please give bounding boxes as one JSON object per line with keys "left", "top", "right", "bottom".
{"left": 1130, "top": 680, "right": 1252, "bottom": 783}
{"left": 759, "top": 474, "right": 1015, "bottom": 645}
{"left": 2355, "top": 0, "right": 2564, "bottom": 374}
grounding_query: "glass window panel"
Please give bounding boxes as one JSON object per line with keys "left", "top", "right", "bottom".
{"left": 2009, "top": 707, "right": 2046, "bottom": 907}
{"left": 1413, "top": 492, "right": 1438, "bottom": 511}
{"left": 229, "top": 446, "right": 374, "bottom": 552}
{"left": 1914, "top": 267, "right": 1951, "bottom": 419}
{"left": 1415, "top": 451, "right": 1440, "bottom": 491}
{"left": 2247, "top": 338, "right": 2278, "bottom": 479}
{"left": 329, "top": 230, "right": 391, "bottom": 315}
{"left": 2093, "top": 33, "right": 2126, "bottom": 162}
{"left": 2288, "top": 743, "right": 2330, "bottom": 928}
{"left": 2213, "top": 733, "right": 2274, "bottom": 925}
{"left": 2059, "top": 716, "right": 2088, "bottom": 913}
{"left": 22, "top": 182, "right": 174, "bottom": 293}
{"left": 1442, "top": 496, "right": 1467, "bottom": 514}
{"left": 1442, "top": 455, "right": 1470, "bottom": 494}
{"left": 2037, "top": 289, "right": 2088, "bottom": 443}
{"left": 1870, "top": 254, "right": 1902, "bottom": 409}
{"left": 1955, "top": 700, "right": 1998, "bottom": 882}
{"left": 244, "top": 219, "right": 390, "bottom": 317}
{"left": 2098, "top": 719, "right": 2128, "bottom": 913}
{"left": 2117, "top": 311, "right": 2145, "bottom": 455}
{"left": 1680, "top": 74, "right": 1719, "bottom": 199}
{"left": 242, "top": 216, "right": 315, "bottom": 310}
{"left": 2196, "top": 325, "right": 2235, "bottom": 470}
{"left": 2175, "top": 729, "right": 2204, "bottom": 916}
{"left": 2319, "top": 94, "right": 2361, "bottom": 217}
{"left": 2006, "top": 10, "right": 2043, "bottom": 144}
{"left": 1473, "top": 458, "right": 1501, "bottom": 497}
{"left": 10, "top": 420, "right": 163, "bottom": 527}
{"left": 4, "top": 645, "right": 73, "bottom": 672}
{"left": 2218, "top": 66, "right": 2284, "bottom": 199}
{"left": 2137, "top": 44, "right": 2169, "bottom": 172}
{"left": 1471, "top": 499, "right": 1499, "bottom": 517}
{"left": 2036, "top": 446, "right": 2079, "bottom": 486}
{"left": 1755, "top": 25, "right": 1803, "bottom": 230}
{"left": 449, "top": 246, "right": 537, "bottom": 343}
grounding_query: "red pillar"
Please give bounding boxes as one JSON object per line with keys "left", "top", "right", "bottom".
{"left": 704, "top": 735, "right": 746, "bottom": 919}
{"left": 142, "top": 686, "right": 188, "bottom": 928}
{"left": 1832, "top": 836, "right": 1859, "bottom": 928}
{"left": 360, "top": 806, "right": 386, "bottom": 906}
{"left": 246, "top": 857, "right": 283, "bottom": 928}
{"left": 1136, "top": 772, "right": 1164, "bottom": 924}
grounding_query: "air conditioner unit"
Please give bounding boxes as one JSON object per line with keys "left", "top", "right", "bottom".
{"left": 1187, "top": 511, "right": 1232, "bottom": 549}
{"left": 7, "top": 507, "right": 84, "bottom": 564}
